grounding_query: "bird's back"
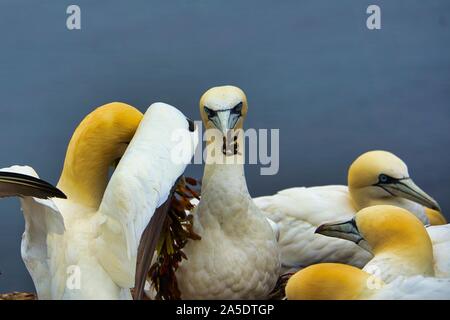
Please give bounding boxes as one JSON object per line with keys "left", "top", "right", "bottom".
{"left": 254, "top": 185, "right": 372, "bottom": 273}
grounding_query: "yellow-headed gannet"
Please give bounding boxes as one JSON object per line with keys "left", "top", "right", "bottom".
{"left": 316, "top": 205, "right": 450, "bottom": 282}
{"left": 2, "top": 102, "right": 197, "bottom": 299}
{"left": 254, "top": 150, "right": 442, "bottom": 273}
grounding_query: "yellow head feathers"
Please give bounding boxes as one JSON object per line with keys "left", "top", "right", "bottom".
{"left": 286, "top": 263, "right": 380, "bottom": 300}
{"left": 347, "top": 151, "right": 441, "bottom": 220}
{"left": 58, "top": 102, "right": 143, "bottom": 207}
{"left": 316, "top": 205, "right": 435, "bottom": 279}
{"left": 199, "top": 85, "right": 248, "bottom": 131}
{"left": 348, "top": 150, "right": 408, "bottom": 189}
{"left": 355, "top": 205, "right": 433, "bottom": 255}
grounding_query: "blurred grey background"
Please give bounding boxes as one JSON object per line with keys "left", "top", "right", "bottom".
{"left": 0, "top": 0, "right": 449, "bottom": 292}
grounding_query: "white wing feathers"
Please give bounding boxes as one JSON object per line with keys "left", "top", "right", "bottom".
{"left": 255, "top": 186, "right": 355, "bottom": 226}
{"left": 254, "top": 185, "right": 372, "bottom": 273}
{"left": 94, "top": 103, "right": 198, "bottom": 288}
{"left": 374, "top": 276, "right": 450, "bottom": 300}
{"left": 0, "top": 165, "right": 65, "bottom": 299}
{"left": 427, "top": 224, "right": 450, "bottom": 278}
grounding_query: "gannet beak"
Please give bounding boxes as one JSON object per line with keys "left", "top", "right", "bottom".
{"left": 211, "top": 111, "right": 240, "bottom": 137}
{"left": 206, "top": 108, "right": 241, "bottom": 136}
{"left": 215, "top": 110, "right": 232, "bottom": 136}
{"left": 378, "top": 178, "right": 441, "bottom": 212}
{"left": 315, "top": 218, "right": 372, "bottom": 252}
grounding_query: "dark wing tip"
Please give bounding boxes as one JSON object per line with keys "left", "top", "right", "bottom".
{"left": 0, "top": 171, "right": 67, "bottom": 199}
{"left": 49, "top": 187, "right": 67, "bottom": 199}
{"left": 186, "top": 118, "right": 195, "bottom": 132}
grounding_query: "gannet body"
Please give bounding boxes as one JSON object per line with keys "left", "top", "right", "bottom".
{"left": 316, "top": 205, "right": 450, "bottom": 283}
{"left": 3, "top": 102, "right": 197, "bottom": 299}
{"left": 175, "top": 86, "right": 280, "bottom": 299}
{"left": 255, "top": 185, "right": 372, "bottom": 273}
{"left": 285, "top": 263, "right": 450, "bottom": 300}
{"left": 254, "top": 151, "right": 442, "bottom": 273}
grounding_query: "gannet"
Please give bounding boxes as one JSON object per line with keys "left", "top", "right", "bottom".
{"left": 316, "top": 205, "right": 450, "bottom": 282}
{"left": 0, "top": 171, "right": 65, "bottom": 200}
{"left": 254, "top": 150, "right": 442, "bottom": 273}
{"left": 2, "top": 102, "right": 197, "bottom": 299}
{"left": 425, "top": 208, "right": 447, "bottom": 225}
{"left": 172, "top": 86, "right": 280, "bottom": 299}
{"left": 285, "top": 263, "right": 450, "bottom": 300}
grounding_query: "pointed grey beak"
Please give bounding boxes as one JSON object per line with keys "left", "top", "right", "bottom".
{"left": 210, "top": 110, "right": 240, "bottom": 136}
{"left": 215, "top": 111, "right": 232, "bottom": 136}
{"left": 315, "top": 218, "right": 372, "bottom": 252}
{"left": 380, "top": 178, "right": 441, "bottom": 212}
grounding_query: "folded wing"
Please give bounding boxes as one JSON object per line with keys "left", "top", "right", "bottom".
{"left": 94, "top": 103, "right": 198, "bottom": 293}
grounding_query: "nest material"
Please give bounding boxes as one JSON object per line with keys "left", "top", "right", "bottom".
{"left": 148, "top": 176, "right": 201, "bottom": 300}
{"left": 0, "top": 292, "right": 36, "bottom": 300}
{"left": 268, "top": 272, "right": 294, "bottom": 300}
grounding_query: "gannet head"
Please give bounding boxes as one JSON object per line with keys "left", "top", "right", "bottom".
{"left": 200, "top": 85, "right": 248, "bottom": 134}
{"left": 316, "top": 205, "right": 435, "bottom": 277}
{"left": 348, "top": 151, "right": 441, "bottom": 218}
{"left": 59, "top": 102, "right": 143, "bottom": 207}
{"left": 64, "top": 102, "right": 143, "bottom": 166}
{"left": 285, "top": 263, "right": 382, "bottom": 300}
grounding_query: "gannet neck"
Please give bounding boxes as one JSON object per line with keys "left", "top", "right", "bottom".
{"left": 201, "top": 134, "right": 250, "bottom": 222}
{"left": 286, "top": 263, "right": 383, "bottom": 300}
{"left": 203, "top": 136, "right": 245, "bottom": 181}
{"left": 58, "top": 102, "right": 143, "bottom": 208}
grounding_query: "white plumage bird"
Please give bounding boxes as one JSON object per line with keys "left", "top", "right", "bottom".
{"left": 169, "top": 86, "right": 280, "bottom": 299}
{"left": 2, "top": 102, "right": 197, "bottom": 299}
{"left": 254, "top": 150, "right": 443, "bottom": 273}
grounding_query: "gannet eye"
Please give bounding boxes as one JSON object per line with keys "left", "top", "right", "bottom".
{"left": 204, "top": 106, "right": 216, "bottom": 119}
{"left": 231, "top": 102, "right": 243, "bottom": 115}
{"left": 378, "top": 174, "right": 390, "bottom": 184}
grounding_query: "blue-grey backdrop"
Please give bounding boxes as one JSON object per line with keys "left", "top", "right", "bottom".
{"left": 0, "top": 0, "right": 449, "bottom": 292}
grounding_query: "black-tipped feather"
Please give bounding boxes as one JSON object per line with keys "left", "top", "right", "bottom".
{"left": 0, "top": 171, "right": 66, "bottom": 199}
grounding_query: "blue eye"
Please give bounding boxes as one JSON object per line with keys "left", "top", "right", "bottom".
{"left": 379, "top": 174, "right": 389, "bottom": 183}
